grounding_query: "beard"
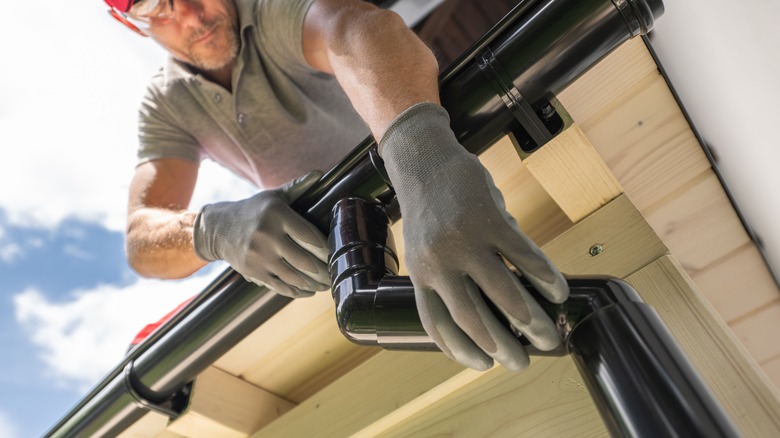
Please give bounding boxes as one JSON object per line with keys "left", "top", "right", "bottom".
{"left": 183, "top": 15, "right": 239, "bottom": 72}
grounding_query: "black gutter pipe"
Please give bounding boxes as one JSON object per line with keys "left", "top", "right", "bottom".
{"left": 292, "top": 0, "right": 665, "bottom": 230}
{"left": 44, "top": 1, "right": 664, "bottom": 436}
{"left": 46, "top": 272, "right": 293, "bottom": 437}
{"left": 328, "top": 197, "right": 740, "bottom": 437}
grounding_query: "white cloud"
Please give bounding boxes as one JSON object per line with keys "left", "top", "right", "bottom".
{"left": 1, "top": 5, "right": 159, "bottom": 232}
{"left": 0, "top": 3, "right": 260, "bottom": 435}
{"left": 26, "top": 237, "right": 45, "bottom": 248}
{"left": 0, "top": 4, "right": 254, "bottom": 235}
{"left": 62, "top": 244, "right": 92, "bottom": 261}
{"left": 0, "top": 410, "right": 19, "bottom": 438}
{"left": 0, "top": 223, "right": 27, "bottom": 262}
{"left": 13, "top": 266, "right": 227, "bottom": 392}
{"left": 0, "top": 243, "right": 22, "bottom": 263}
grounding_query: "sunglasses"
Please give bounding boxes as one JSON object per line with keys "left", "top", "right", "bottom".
{"left": 105, "top": 0, "right": 176, "bottom": 37}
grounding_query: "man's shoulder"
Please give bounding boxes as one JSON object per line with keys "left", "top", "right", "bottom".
{"left": 143, "top": 59, "right": 197, "bottom": 98}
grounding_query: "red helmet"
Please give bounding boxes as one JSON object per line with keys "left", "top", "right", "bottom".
{"left": 104, "top": 0, "right": 134, "bottom": 13}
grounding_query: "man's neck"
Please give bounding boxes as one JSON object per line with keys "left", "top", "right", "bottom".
{"left": 200, "top": 61, "right": 236, "bottom": 92}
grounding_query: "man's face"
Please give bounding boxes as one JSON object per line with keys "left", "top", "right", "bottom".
{"left": 147, "top": 0, "right": 239, "bottom": 72}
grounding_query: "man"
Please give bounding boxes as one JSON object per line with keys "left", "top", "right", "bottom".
{"left": 105, "top": 0, "right": 569, "bottom": 372}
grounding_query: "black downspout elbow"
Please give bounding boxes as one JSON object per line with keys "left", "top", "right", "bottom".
{"left": 328, "top": 198, "right": 437, "bottom": 350}
{"left": 328, "top": 197, "right": 740, "bottom": 438}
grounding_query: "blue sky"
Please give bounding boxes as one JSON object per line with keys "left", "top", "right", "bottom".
{"left": 0, "top": 218, "right": 130, "bottom": 436}
{"left": 0, "top": 3, "right": 254, "bottom": 437}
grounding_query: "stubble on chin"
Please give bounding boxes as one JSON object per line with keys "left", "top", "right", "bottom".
{"left": 186, "top": 19, "right": 239, "bottom": 72}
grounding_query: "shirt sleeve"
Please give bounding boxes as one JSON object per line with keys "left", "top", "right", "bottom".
{"left": 136, "top": 74, "right": 204, "bottom": 165}
{"left": 254, "top": 0, "right": 317, "bottom": 73}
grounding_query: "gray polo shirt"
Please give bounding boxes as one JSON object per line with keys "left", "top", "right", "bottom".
{"left": 136, "top": 0, "right": 370, "bottom": 189}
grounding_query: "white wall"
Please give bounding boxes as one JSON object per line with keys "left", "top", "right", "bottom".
{"left": 649, "top": 0, "right": 780, "bottom": 281}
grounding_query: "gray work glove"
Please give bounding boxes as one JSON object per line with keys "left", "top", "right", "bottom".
{"left": 193, "top": 171, "right": 330, "bottom": 298}
{"left": 379, "top": 102, "right": 569, "bottom": 371}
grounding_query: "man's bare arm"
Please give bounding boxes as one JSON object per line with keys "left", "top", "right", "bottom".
{"left": 126, "top": 158, "right": 207, "bottom": 279}
{"left": 302, "top": 0, "right": 440, "bottom": 141}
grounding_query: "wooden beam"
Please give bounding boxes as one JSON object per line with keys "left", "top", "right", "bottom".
{"left": 116, "top": 411, "right": 178, "bottom": 438}
{"left": 557, "top": 37, "right": 780, "bottom": 391}
{"left": 479, "top": 136, "right": 574, "bottom": 245}
{"left": 521, "top": 124, "right": 623, "bottom": 222}
{"left": 625, "top": 256, "right": 780, "bottom": 437}
{"left": 167, "top": 367, "right": 295, "bottom": 438}
{"left": 558, "top": 39, "right": 713, "bottom": 216}
{"left": 543, "top": 194, "right": 667, "bottom": 278}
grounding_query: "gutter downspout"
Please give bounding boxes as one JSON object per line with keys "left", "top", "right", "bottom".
{"left": 44, "top": 1, "right": 664, "bottom": 436}
{"left": 329, "top": 197, "right": 740, "bottom": 437}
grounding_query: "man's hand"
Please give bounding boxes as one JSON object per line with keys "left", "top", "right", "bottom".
{"left": 302, "top": 0, "right": 567, "bottom": 369}
{"left": 193, "top": 171, "right": 331, "bottom": 297}
{"left": 380, "top": 103, "right": 570, "bottom": 371}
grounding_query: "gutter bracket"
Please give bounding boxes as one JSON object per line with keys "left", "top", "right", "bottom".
{"left": 122, "top": 362, "right": 190, "bottom": 419}
{"left": 477, "top": 46, "right": 564, "bottom": 157}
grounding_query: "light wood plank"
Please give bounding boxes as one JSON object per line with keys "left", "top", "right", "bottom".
{"left": 579, "top": 75, "right": 712, "bottom": 210}
{"left": 236, "top": 301, "right": 380, "bottom": 403}
{"left": 389, "top": 220, "right": 406, "bottom": 274}
{"left": 167, "top": 367, "right": 294, "bottom": 438}
{"left": 253, "top": 351, "right": 465, "bottom": 437}
{"left": 155, "top": 431, "right": 187, "bottom": 438}
{"left": 557, "top": 38, "right": 659, "bottom": 124}
{"left": 642, "top": 170, "right": 751, "bottom": 274}
{"left": 691, "top": 243, "right": 780, "bottom": 324}
{"left": 358, "top": 357, "right": 605, "bottom": 438}
{"left": 764, "top": 356, "right": 780, "bottom": 393}
{"left": 215, "top": 292, "right": 335, "bottom": 375}
{"left": 625, "top": 256, "right": 780, "bottom": 437}
{"left": 116, "top": 411, "right": 176, "bottom": 438}
{"left": 214, "top": 291, "right": 379, "bottom": 404}
{"left": 522, "top": 124, "right": 623, "bottom": 222}
{"left": 731, "top": 301, "right": 780, "bottom": 365}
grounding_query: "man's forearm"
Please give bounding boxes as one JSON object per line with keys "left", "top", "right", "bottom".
{"left": 303, "top": 0, "right": 440, "bottom": 141}
{"left": 126, "top": 207, "right": 207, "bottom": 279}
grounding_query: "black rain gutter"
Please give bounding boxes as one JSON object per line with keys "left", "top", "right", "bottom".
{"left": 44, "top": 1, "right": 665, "bottom": 436}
